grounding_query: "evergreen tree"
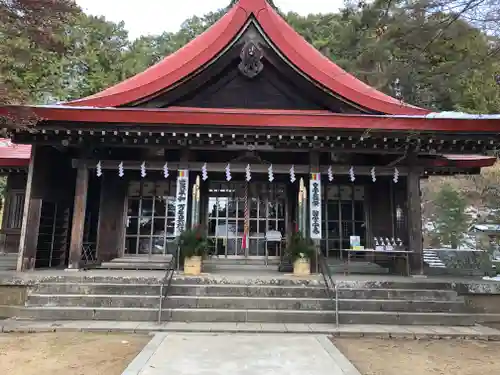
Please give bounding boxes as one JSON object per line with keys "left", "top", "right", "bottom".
{"left": 431, "top": 184, "right": 471, "bottom": 248}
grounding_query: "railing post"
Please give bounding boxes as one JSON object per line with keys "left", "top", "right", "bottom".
{"left": 158, "top": 284, "right": 164, "bottom": 324}
{"left": 335, "top": 284, "right": 339, "bottom": 328}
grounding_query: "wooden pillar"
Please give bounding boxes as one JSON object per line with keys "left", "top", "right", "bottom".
{"left": 67, "top": 164, "right": 89, "bottom": 269}
{"left": 16, "top": 148, "right": 41, "bottom": 271}
{"left": 407, "top": 164, "right": 424, "bottom": 275}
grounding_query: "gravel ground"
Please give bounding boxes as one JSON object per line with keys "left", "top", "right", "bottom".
{"left": 0, "top": 332, "right": 149, "bottom": 375}
{"left": 333, "top": 337, "right": 500, "bottom": 375}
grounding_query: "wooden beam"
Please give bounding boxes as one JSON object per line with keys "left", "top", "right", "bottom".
{"left": 72, "top": 159, "right": 415, "bottom": 176}
{"left": 67, "top": 164, "right": 89, "bottom": 269}
{"left": 14, "top": 129, "right": 499, "bottom": 155}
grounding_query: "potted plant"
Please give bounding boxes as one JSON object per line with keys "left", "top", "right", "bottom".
{"left": 178, "top": 226, "right": 209, "bottom": 276}
{"left": 286, "top": 232, "right": 314, "bottom": 276}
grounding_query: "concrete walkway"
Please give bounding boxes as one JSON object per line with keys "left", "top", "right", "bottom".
{"left": 122, "top": 333, "right": 359, "bottom": 375}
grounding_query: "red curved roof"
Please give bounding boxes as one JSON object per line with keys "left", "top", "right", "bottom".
{"left": 67, "top": 0, "right": 428, "bottom": 115}
{"left": 0, "top": 138, "right": 31, "bottom": 167}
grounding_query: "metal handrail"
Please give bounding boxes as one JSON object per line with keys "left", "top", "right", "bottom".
{"left": 316, "top": 248, "right": 339, "bottom": 327}
{"left": 157, "top": 250, "right": 177, "bottom": 324}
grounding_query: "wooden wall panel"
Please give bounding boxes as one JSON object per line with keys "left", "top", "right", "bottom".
{"left": 7, "top": 173, "right": 27, "bottom": 190}
{"left": 394, "top": 178, "right": 409, "bottom": 244}
{"left": 368, "top": 178, "right": 394, "bottom": 241}
{"left": 96, "top": 174, "right": 127, "bottom": 262}
{"left": 17, "top": 146, "right": 75, "bottom": 270}
{"left": 1, "top": 173, "right": 27, "bottom": 254}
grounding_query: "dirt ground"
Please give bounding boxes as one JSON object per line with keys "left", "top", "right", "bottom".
{"left": 333, "top": 337, "right": 500, "bottom": 375}
{"left": 0, "top": 332, "right": 149, "bottom": 375}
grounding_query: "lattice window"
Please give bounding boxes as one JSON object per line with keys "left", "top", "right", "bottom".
{"left": 4, "top": 190, "right": 25, "bottom": 230}
{"left": 125, "top": 180, "right": 177, "bottom": 256}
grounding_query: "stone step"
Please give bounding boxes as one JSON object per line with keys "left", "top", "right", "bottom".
{"left": 25, "top": 274, "right": 459, "bottom": 290}
{"left": 29, "top": 282, "right": 461, "bottom": 301}
{"left": 30, "top": 283, "right": 162, "bottom": 295}
{"left": 26, "top": 294, "right": 161, "bottom": 309}
{"left": 202, "top": 264, "right": 280, "bottom": 272}
{"left": 168, "top": 285, "right": 459, "bottom": 301}
{"left": 169, "top": 276, "right": 324, "bottom": 286}
{"left": 169, "top": 285, "right": 329, "bottom": 298}
{"left": 169, "top": 276, "right": 456, "bottom": 290}
{"left": 340, "top": 311, "right": 475, "bottom": 326}
{"left": 99, "top": 262, "right": 168, "bottom": 270}
{"left": 164, "top": 296, "right": 464, "bottom": 313}
{"left": 18, "top": 306, "right": 160, "bottom": 321}
{"left": 329, "top": 263, "right": 390, "bottom": 275}
{"left": 203, "top": 258, "right": 280, "bottom": 266}
{"left": 29, "top": 283, "right": 328, "bottom": 298}
{"left": 25, "top": 275, "right": 164, "bottom": 285}
{"left": 16, "top": 307, "right": 475, "bottom": 325}
{"left": 0, "top": 253, "right": 17, "bottom": 270}
{"left": 337, "top": 288, "right": 460, "bottom": 301}
{"left": 110, "top": 255, "right": 173, "bottom": 264}
{"left": 165, "top": 296, "right": 332, "bottom": 311}
{"left": 164, "top": 297, "right": 464, "bottom": 313}
{"left": 25, "top": 294, "right": 466, "bottom": 313}
{"left": 333, "top": 281, "right": 456, "bottom": 291}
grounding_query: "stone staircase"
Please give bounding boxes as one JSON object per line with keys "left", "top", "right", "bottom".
{"left": 17, "top": 275, "right": 475, "bottom": 326}
{"left": 0, "top": 253, "right": 17, "bottom": 271}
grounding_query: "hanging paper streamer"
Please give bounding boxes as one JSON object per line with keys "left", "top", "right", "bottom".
{"left": 290, "top": 165, "right": 296, "bottom": 183}
{"left": 163, "top": 162, "right": 169, "bottom": 179}
{"left": 393, "top": 167, "right": 399, "bottom": 183}
{"left": 225, "top": 163, "right": 232, "bottom": 181}
{"left": 370, "top": 167, "right": 376, "bottom": 182}
{"left": 201, "top": 163, "right": 208, "bottom": 181}
{"left": 96, "top": 161, "right": 102, "bottom": 177}
{"left": 245, "top": 164, "right": 252, "bottom": 182}
{"left": 268, "top": 164, "right": 274, "bottom": 182}
{"left": 118, "top": 161, "right": 124, "bottom": 178}
{"left": 349, "top": 166, "right": 355, "bottom": 182}
{"left": 327, "top": 166, "right": 334, "bottom": 182}
{"left": 140, "top": 161, "right": 146, "bottom": 178}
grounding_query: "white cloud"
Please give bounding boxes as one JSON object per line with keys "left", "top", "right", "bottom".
{"left": 75, "top": 0, "right": 344, "bottom": 40}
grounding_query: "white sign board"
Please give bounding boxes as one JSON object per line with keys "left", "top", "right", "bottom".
{"left": 309, "top": 173, "right": 322, "bottom": 240}
{"left": 174, "top": 170, "right": 189, "bottom": 236}
{"left": 266, "top": 230, "right": 282, "bottom": 242}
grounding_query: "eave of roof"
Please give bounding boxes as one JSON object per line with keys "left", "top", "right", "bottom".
{"left": 0, "top": 138, "right": 31, "bottom": 167}
{"left": 2, "top": 105, "right": 500, "bottom": 132}
{"left": 433, "top": 154, "right": 497, "bottom": 168}
{"left": 64, "top": 0, "right": 428, "bottom": 115}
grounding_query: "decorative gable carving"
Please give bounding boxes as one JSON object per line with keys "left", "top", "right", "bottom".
{"left": 238, "top": 40, "right": 264, "bottom": 79}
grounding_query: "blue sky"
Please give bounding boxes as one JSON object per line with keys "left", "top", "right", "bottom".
{"left": 76, "top": 0, "right": 344, "bottom": 40}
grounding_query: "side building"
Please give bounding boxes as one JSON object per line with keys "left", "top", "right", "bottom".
{"left": 0, "top": 139, "right": 31, "bottom": 270}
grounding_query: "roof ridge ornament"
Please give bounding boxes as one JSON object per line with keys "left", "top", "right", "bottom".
{"left": 237, "top": 0, "right": 269, "bottom": 13}
{"left": 238, "top": 40, "right": 264, "bottom": 79}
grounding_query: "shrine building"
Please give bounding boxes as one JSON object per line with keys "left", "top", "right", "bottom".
{"left": 0, "top": 0, "right": 499, "bottom": 273}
